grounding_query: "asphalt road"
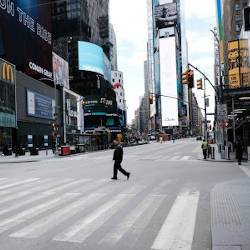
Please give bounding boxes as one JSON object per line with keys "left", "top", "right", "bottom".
{"left": 0, "top": 138, "right": 246, "bottom": 250}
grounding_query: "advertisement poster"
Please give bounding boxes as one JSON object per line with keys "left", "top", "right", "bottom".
{"left": 0, "top": 0, "right": 52, "bottom": 79}
{"left": 52, "top": 52, "right": 69, "bottom": 89}
{"left": 155, "top": 3, "right": 177, "bottom": 29}
{"left": 228, "top": 39, "right": 249, "bottom": 88}
{"left": 78, "top": 41, "right": 104, "bottom": 75}
{"left": 27, "top": 89, "right": 55, "bottom": 120}
{"left": 0, "top": 58, "right": 16, "bottom": 128}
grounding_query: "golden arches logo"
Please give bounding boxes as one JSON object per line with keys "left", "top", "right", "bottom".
{"left": 1, "top": 63, "right": 14, "bottom": 83}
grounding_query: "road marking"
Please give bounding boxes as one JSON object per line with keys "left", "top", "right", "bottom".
{"left": 151, "top": 180, "right": 173, "bottom": 195}
{"left": 70, "top": 179, "right": 107, "bottom": 193}
{"left": 180, "top": 156, "right": 192, "bottom": 161}
{"left": 239, "top": 165, "right": 250, "bottom": 177}
{"left": 151, "top": 190, "right": 199, "bottom": 250}
{"left": 10, "top": 193, "right": 106, "bottom": 239}
{"left": 169, "top": 156, "right": 180, "bottom": 161}
{"left": 53, "top": 193, "right": 134, "bottom": 243}
{"left": 47, "top": 179, "right": 90, "bottom": 193}
{"left": 0, "top": 193, "right": 79, "bottom": 234}
{"left": 0, "top": 191, "right": 31, "bottom": 204}
{"left": 100, "top": 194, "right": 166, "bottom": 245}
{"left": 0, "top": 192, "right": 55, "bottom": 216}
{"left": 0, "top": 178, "right": 40, "bottom": 190}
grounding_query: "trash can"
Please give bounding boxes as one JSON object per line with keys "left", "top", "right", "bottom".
{"left": 60, "top": 146, "right": 70, "bottom": 156}
{"left": 76, "top": 144, "right": 85, "bottom": 153}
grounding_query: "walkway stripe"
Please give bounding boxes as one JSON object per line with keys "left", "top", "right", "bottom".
{"left": 151, "top": 190, "right": 199, "bottom": 250}
{"left": 180, "top": 156, "right": 191, "bottom": 161}
{"left": 0, "top": 193, "right": 79, "bottom": 234}
{"left": 169, "top": 156, "right": 180, "bottom": 161}
{"left": 53, "top": 193, "right": 134, "bottom": 243}
{"left": 100, "top": 194, "right": 166, "bottom": 245}
{"left": 152, "top": 180, "right": 173, "bottom": 195}
{"left": 0, "top": 191, "right": 31, "bottom": 205}
{"left": 0, "top": 178, "right": 40, "bottom": 191}
{"left": 70, "top": 179, "right": 107, "bottom": 193}
{"left": 10, "top": 192, "right": 106, "bottom": 239}
{"left": 0, "top": 192, "right": 55, "bottom": 216}
{"left": 47, "top": 179, "right": 90, "bottom": 193}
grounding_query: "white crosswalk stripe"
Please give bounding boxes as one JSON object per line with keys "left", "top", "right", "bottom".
{"left": 0, "top": 178, "right": 40, "bottom": 190}
{"left": 99, "top": 194, "right": 166, "bottom": 245}
{"left": 10, "top": 193, "right": 106, "bottom": 239}
{"left": 53, "top": 193, "right": 134, "bottom": 243}
{"left": 0, "top": 177, "right": 201, "bottom": 249}
{"left": 0, "top": 193, "right": 79, "bottom": 234}
{"left": 151, "top": 190, "right": 200, "bottom": 250}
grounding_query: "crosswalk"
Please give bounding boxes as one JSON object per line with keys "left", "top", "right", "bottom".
{"left": 0, "top": 176, "right": 202, "bottom": 249}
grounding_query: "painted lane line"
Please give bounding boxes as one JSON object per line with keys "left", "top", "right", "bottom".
{"left": 47, "top": 179, "right": 91, "bottom": 193}
{"left": 0, "top": 192, "right": 55, "bottom": 216}
{"left": 0, "top": 193, "right": 79, "bottom": 234}
{"left": 0, "top": 178, "right": 40, "bottom": 190}
{"left": 10, "top": 193, "right": 106, "bottom": 239}
{"left": 70, "top": 179, "right": 107, "bottom": 193}
{"left": 0, "top": 191, "right": 31, "bottom": 205}
{"left": 180, "top": 156, "right": 192, "bottom": 161}
{"left": 53, "top": 193, "right": 134, "bottom": 243}
{"left": 151, "top": 191, "right": 199, "bottom": 250}
{"left": 100, "top": 194, "right": 166, "bottom": 245}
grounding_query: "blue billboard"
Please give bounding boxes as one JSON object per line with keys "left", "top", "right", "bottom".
{"left": 78, "top": 41, "right": 104, "bottom": 75}
{"left": 27, "top": 89, "right": 55, "bottom": 120}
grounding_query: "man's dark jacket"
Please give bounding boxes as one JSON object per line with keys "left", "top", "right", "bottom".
{"left": 113, "top": 144, "right": 123, "bottom": 163}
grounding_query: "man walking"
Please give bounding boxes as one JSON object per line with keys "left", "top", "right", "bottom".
{"left": 111, "top": 139, "right": 130, "bottom": 180}
{"left": 201, "top": 139, "right": 208, "bottom": 160}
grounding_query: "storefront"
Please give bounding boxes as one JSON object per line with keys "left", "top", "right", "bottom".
{"left": 0, "top": 58, "right": 16, "bottom": 153}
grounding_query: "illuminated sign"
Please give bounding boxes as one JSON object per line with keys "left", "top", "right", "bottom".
{"left": 1, "top": 62, "right": 14, "bottom": 83}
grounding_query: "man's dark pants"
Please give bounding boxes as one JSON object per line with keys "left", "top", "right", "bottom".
{"left": 113, "top": 161, "right": 128, "bottom": 178}
{"left": 203, "top": 149, "right": 207, "bottom": 159}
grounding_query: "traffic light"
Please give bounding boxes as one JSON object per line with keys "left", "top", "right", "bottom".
{"left": 182, "top": 70, "right": 189, "bottom": 85}
{"left": 51, "top": 123, "right": 56, "bottom": 139}
{"left": 188, "top": 70, "right": 194, "bottom": 88}
{"left": 197, "top": 78, "right": 203, "bottom": 90}
{"left": 149, "top": 96, "right": 153, "bottom": 104}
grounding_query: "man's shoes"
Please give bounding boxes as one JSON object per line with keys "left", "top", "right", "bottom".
{"left": 111, "top": 177, "right": 117, "bottom": 180}
{"left": 127, "top": 172, "right": 130, "bottom": 180}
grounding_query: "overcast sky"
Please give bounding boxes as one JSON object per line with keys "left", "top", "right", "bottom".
{"left": 110, "top": 0, "right": 217, "bottom": 123}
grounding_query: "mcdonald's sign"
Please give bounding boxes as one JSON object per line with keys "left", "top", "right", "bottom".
{"left": 0, "top": 59, "right": 15, "bottom": 84}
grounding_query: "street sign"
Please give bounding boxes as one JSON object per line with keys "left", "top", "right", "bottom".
{"left": 217, "top": 104, "right": 227, "bottom": 121}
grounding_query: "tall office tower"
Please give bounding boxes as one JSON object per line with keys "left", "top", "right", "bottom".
{"left": 51, "top": 0, "right": 120, "bottom": 133}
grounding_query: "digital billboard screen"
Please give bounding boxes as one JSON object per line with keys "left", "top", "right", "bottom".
{"left": 159, "top": 37, "right": 178, "bottom": 127}
{"left": 27, "top": 89, "right": 55, "bottom": 120}
{"left": 0, "top": 0, "right": 52, "bottom": 79}
{"left": 78, "top": 41, "right": 104, "bottom": 75}
{"left": 155, "top": 3, "right": 177, "bottom": 29}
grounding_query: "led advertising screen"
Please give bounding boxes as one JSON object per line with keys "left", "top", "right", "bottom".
{"left": 27, "top": 89, "right": 55, "bottom": 120}
{"left": 155, "top": 3, "right": 177, "bottom": 29}
{"left": 159, "top": 37, "right": 178, "bottom": 127}
{"left": 78, "top": 41, "right": 104, "bottom": 75}
{"left": 0, "top": 0, "right": 52, "bottom": 79}
{"left": 52, "top": 52, "right": 69, "bottom": 89}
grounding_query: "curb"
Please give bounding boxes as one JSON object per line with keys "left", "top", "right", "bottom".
{"left": 197, "top": 158, "right": 234, "bottom": 163}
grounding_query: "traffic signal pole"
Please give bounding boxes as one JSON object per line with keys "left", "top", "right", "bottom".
{"left": 204, "top": 77, "right": 208, "bottom": 140}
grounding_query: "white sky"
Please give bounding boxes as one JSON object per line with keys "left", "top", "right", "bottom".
{"left": 110, "top": 0, "right": 217, "bottom": 123}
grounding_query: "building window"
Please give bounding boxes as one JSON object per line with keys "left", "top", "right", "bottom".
{"left": 236, "top": 24, "right": 241, "bottom": 31}
{"left": 235, "top": 3, "right": 241, "bottom": 11}
{"left": 235, "top": 14, "right": 241, "bottom": 22}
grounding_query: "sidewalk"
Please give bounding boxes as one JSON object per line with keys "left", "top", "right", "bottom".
{"left": 0, "top": 150, "right": 56, "bottom": 164}
{"left": 211, "top": 162, "right": 250, "bottom": 250}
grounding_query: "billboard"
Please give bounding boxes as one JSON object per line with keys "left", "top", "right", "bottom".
{"left": 155, "top": 3, "right": 177, "bottom": 29}
{"left": 78, "top": 41, "right": 104, "bottom": 75}
{"left": 159, "top": 37, "right": 178, "bottom": 127}
{"left": 228, "top": 40, "right": 249, "bottom": 88}
{"left": 104, "top": 54, "right": 111, "bottom": 83}
{"left": 52, "top": 52, "right": 69, "bottom": 89}
{"left": 0, "top": 0, "right": 52, "bottom": 79}
{"left": 27, "top": 89, "right": 55, "bottom": 120}
{"left": 0, "top": 58, "right": 16, "bottom": 128}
